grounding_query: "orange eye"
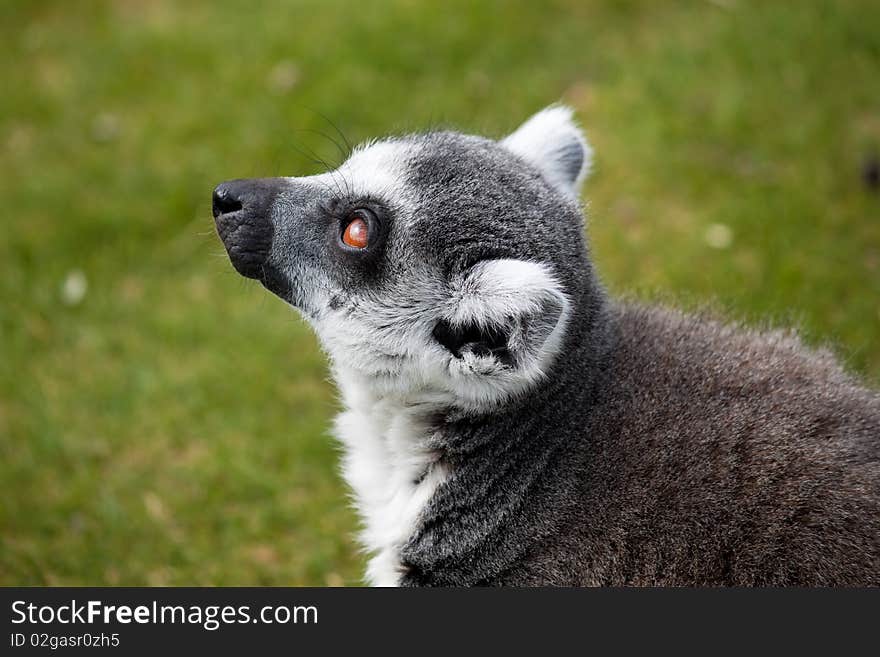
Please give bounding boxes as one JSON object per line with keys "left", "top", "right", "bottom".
{"left": 342, "top": 215, "right": 369, "bottom": 249}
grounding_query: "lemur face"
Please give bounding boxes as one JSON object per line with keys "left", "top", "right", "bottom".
{"left": 214, "top": 106, "right": 592, "bottom": 409}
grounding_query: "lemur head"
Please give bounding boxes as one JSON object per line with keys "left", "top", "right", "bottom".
{"left": 214, "top": 106, "right": 594, "bottom": 410}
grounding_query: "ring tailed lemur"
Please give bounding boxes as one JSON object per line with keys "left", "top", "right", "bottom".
{"left": 212, "top": 106, "right": 880, "bottom": 586}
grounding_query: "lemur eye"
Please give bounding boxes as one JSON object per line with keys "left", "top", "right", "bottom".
{"left": 341, "top": 210, "right": 371, "bottom": 249}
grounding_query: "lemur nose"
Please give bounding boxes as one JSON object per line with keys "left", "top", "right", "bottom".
{"left": 213, "top": 178, "right": 285, "bottom": 280}
{"left": 212, "top": 178, "right": 284, "bottom": 221}
{"left": 212, "top": 183, "right": 244, "bottom": 218}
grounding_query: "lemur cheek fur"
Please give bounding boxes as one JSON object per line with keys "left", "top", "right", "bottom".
{"left": 214, "top": 105, "right": 880, "bottom": 587}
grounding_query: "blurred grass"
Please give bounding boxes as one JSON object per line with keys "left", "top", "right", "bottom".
{"left": 1, "top": 0, "right": 878, "bottom": 585}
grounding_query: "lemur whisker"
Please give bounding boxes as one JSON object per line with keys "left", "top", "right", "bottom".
{"left": 313, "top": 108, "right": 353, "bottom": 157}
{"left": 295, "top": 127, "right": 348, "bottom": 167}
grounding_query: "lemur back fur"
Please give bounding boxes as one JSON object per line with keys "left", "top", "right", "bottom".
{"left": 213, "top": 106, "right": 880, "bottom": 586}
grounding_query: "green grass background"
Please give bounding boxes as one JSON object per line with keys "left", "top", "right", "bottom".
{"left": 2, "top": 0, "right": 878, "bottom": 585}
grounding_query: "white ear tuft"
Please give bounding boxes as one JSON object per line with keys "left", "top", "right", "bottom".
{"left": 435, "top": 259, "right": 571, "bottom": 407}
{"left": 501, "top": 105, "right": 592, "bottom": 198}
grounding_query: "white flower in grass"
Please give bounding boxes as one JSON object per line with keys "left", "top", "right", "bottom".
{"left": 91, "top": 112, "right": 120, "bottom": 143}
{"left": 704, "top": 223, "right": 733, "bottom": 249}
{"left": 61, "top": 269, "right": 88, "bottom": 306}
{"left": 267, "top": 60, "right": 300, "bottom": 94}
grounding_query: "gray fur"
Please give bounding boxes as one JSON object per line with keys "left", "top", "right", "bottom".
{"left": 404, "top": 305, "right": 880, "bottom": 585}
{"left": 213, "top": 111, "right": 880, "bottom": 586}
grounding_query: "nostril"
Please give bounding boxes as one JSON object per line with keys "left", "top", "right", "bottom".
{"left": 212, "top": 185, "right": 243, "bottom": 218}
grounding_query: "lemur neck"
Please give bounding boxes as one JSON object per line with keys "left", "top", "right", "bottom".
{"left": 331, "top": 365, "right": 454, "bottom": 586}
{"left": 397, "top": 279, "right": 615, "bottom": 586}
{"left": 332, "top": 274, "right": 614, "bottom": 586}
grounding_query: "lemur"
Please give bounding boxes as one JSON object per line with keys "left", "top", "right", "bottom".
{"left": 212, "top": 106, "right": 880, "bottom": 586}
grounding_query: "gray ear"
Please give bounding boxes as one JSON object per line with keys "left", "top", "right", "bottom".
{"left": 501, "top": 105, "right": 592, "bottom": 198}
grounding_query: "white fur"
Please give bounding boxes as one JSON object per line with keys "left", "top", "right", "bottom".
{"left": 333, "top": 368, "right": 450, "bottom": 586}
{"left": 307, "top": 139, "right": 417, "bottom": 211}
{"left": 502, "top": 105, "right": 592, "bottom": 198}
{"left": 440, "top": 259, "right": 571, "bottom": 407}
